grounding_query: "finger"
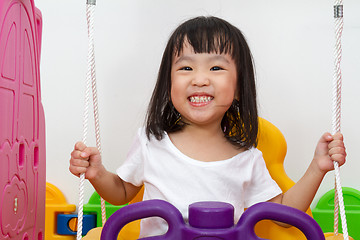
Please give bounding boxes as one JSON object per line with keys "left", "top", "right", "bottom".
{"left": 69, "top": 165, "right": 87, "bottom": 176}
{"left": 315, "top": 133, "right": 334, "bottom": 156}
{"left": 330, "top": 143, "right": 346, "bottom": 154}
{"left": 71, "top": 149, "right": 85, "bottom": 160}
{"left": 329, "top": 150, "right": 347, "bottom": 162}
{"left": 328, "top": 139, "right": 345, "bottom": 150}
{"left": 75, "top": 141, "right": 87, "bottom": 151}
{"left": 332, "top": 132, "right": 344, "bottom": 141}
{"left": 330, "top": 153, "right": 346, "bottom": 166}
{"left": 70, "top": 157, "right": 90, "bottom": 168}
{"left": 319, "top": 132, "right": 333, "bottom": 144}
{"left": 81, "top": 147, "right": 100, "bottom": 159}
{"left": 71, "top": 148, "right": 93, "bottom": 161}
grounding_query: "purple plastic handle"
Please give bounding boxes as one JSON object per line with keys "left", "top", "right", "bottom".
{"left": 236, "top": 202, "right": 325, "bottom": 240}
{"left": 100, "top": 200, "right": 325, "bottom": 240}
{"left": 101, "top": 200, "right": 186, "bottom": 240}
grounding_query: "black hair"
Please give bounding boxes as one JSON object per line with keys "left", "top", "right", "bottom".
{"left": 145, "top": 16, "right": 258, "bottom": 149}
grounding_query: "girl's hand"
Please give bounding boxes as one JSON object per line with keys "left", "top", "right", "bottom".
{"left": 69, "top": 142, "right": 104, "bottom": 180}
{"left": 313, "top": 132, "right": 346, "bottom": 174}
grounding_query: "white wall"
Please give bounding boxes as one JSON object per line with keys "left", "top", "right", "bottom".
{"left": 36, "top": 0, "right": 360, "bottom": 209}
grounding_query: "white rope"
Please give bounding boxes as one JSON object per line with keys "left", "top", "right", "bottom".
{"left": 332, "top": 1, "right": 349, "bottom": 239}
{"left": 87, "top": 2, "right": 107, "bottom": 225}
{"left": 77, "top": 1, "right": 106, "bottom": 239}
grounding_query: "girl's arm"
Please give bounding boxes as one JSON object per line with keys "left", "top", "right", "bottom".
{"left": 269, "top": 132, "right": 346, "bottom": 212}
{"left": 69, "top": 142, "right": 142, "bottom": 205}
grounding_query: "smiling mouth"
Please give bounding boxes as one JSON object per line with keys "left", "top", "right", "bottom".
{"left": 188, "top": 96, "right": 214, "bottom": 103}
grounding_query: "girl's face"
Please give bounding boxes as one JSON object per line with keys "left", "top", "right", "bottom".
{"left": 170, "top": 43, "right": 237, "bottom": 129}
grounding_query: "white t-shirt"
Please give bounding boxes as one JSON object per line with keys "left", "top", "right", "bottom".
{"left": 117, "top": 128, "right": 282, "bottom": 237}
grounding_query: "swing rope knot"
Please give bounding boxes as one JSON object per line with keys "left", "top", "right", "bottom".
{"left": 87, "top": 0, "right": 96, "bottom": 6}
{"left": 334, "top": 5, "right": 343, "bottom": 18}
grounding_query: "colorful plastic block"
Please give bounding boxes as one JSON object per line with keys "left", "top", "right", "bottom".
{"left": 57, "top": 214, "right": 96, "bottom": 235}
{"left": 1, "top": 0, "right": 45, "bottom": 239}
{"left": 45, "top": 182, "right": 76, "bottom": 240}
{"left": 312, "top": 187, "right": 359, "bottom": 239}
{"left": 83, "top": 191, "right": 127, "bottom": 227}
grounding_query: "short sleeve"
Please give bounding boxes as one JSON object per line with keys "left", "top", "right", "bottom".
{"left": 243, "top": 149, "right": 282, "bottom": 208}
{"left": 116, "top": 128, "right": 145, "bottom": 187}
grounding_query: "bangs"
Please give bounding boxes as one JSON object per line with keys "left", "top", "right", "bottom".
{"left": 172, "top": 17, "right": 236, "bottom": 58}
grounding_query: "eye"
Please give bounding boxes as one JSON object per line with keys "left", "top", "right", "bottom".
{"left": 210, "top": 66, "right": 224, "bottom": 71}
{"left": 180, "top": 66, "right": 192, "bottom": 71}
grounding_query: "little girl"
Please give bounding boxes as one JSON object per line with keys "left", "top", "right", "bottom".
{"left": 69, "top": 16, "right": 346, "bottom": 237}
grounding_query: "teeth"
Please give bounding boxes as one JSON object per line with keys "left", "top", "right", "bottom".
{"left": 189, "top": 96, "right": 212, "bottom": 103}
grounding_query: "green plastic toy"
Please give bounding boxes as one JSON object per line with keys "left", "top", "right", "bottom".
{"left": 83, "top": 191, "right": 128, "bottom": 227}
{"left": 312, "top": 187, "right": 360, "bottom": 239}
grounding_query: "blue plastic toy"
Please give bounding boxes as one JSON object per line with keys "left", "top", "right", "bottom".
{"left": 57, "top": 214, "right": 96, "bottom": 236}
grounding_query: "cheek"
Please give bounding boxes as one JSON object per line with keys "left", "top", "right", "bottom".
{"left": 170, "top": 91, "right": 184, "bottom": 117}
{"left": 170, "top": 74, "right": 177, "bottom": 99}
{"left": 219, "top": 82, "right": 237, "bottom": 102}
{"left": 170, "top": 84, "right": 179, "bottom": 101}
{"left": 170, "top": 76, "right": 186, "bottom": 100}
{"left": 170, "top": 82, "right": 184, "bottom": 110}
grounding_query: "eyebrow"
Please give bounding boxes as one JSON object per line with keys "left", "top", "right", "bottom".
{"left": 174, "top": 54, "right": 230, "bottom": 65}
{"left": 174, "top": 55, "right": 193, "bottom": 64}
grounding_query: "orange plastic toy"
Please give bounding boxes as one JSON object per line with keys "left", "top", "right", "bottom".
{"left": 324, "top": 233, "right": 354, "bottom": 240}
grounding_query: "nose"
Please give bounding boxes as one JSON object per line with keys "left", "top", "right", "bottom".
{"left": 192, "top": 71, "right": 210, "bottom": 87}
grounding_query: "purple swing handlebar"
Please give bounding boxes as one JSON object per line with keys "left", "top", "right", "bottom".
{"left": 100, "top": 200, "right": 325, "bottom": 240}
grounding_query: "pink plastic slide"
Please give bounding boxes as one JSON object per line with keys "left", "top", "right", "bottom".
{"left": 0, "top": 0, "right": 45, "bottom": 239}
